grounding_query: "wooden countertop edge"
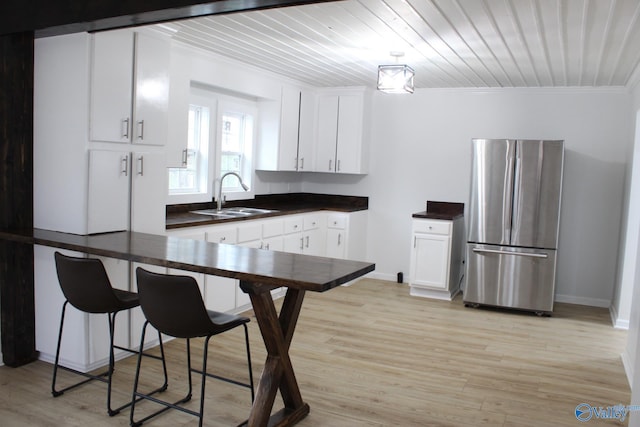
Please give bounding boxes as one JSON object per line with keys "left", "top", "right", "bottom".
{"left": 0, "top": 229, "right": 375, "bottom": 293}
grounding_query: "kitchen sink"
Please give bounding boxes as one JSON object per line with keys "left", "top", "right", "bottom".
{"left": 222, "top": 207, "right": 278, "bottom": 214}
{"left": 190, "top": 207, "right": 278, "bottom": 219}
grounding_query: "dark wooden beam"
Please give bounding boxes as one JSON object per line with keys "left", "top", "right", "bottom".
{"left": 0, "top": 0, "right": 336, "bottom": 37}
{"left": 0, "top": 31, "right": 37, "bottom": 367}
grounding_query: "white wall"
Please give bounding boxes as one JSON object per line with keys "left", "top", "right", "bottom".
{"left": 625, "top": 84, "right": 640, "bottom": 426}
{"left": 299, "top": 88, "right": 633, "bottom": 308}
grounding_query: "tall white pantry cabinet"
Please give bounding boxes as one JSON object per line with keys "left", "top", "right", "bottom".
{"left": 33, "top": 30, "right": 170, "bottom": 371}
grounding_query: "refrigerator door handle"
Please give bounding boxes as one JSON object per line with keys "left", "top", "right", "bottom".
{"left": 472, "top": 248, "right": 548, "bottom": 259}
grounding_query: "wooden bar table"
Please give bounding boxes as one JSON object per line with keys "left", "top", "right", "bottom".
{"left": 0, "top": 228, "right": 375, "bottom": 427}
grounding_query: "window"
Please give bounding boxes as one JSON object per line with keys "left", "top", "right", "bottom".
{"left": 167, "top": 83, "right": 256, "bottom": 204}
{"left": 168, "top": 104, "right": 209, "bottom": 195}
{"left": 219, "top": 109, "right": 254, "bottom": 194}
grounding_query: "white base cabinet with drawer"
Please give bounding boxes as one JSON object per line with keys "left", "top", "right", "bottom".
{"left": 409, "top": 217, "right": 464, "bottom": 301}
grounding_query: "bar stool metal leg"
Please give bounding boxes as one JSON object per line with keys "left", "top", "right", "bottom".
{"left": 51, "top": 302, "right": 169, "bottom": 416}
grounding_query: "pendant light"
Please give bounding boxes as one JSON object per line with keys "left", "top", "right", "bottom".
{"left": 377, "top": 51, "right": 414, "bottom": 94}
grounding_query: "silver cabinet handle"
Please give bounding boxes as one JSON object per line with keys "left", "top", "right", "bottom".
{"left": 338, "top": 233, "right": 342, "bottom": 245}
{"left": 182, "top": 149, "right": 188, "bottom": 166}
{"left": 122, "top": 118, "right": 130, "bottom": 139}
{"left": 266, "top": 243, "right": 270, "bottom": 250}
{"left": 328, "top": 159, "right": 332, "bottom": 171}
{"left": 299, "top": 157, "right": 304, "bottom": 170}
{"left": 137, "top": 156, "right": 144, "bottom": 176}
{"left": 137, "top": 120, "right": 144, "bottom": 140}
{"left": 220, "top": 236, "right": 226, "bottom": 242}
{"left": 337, "top": 159, "right": 341, "bottom": 171}
{"left": 121, "top": 155, "right": 129, "bottom": 176}
{"left": 472, "top": 248, "right": 548, "bottom": 259}
{"left": 300, "top": 237, "right": 304, "bottom": 250}
{"left": 305, "top": 236, "right": 309, "bottom": 248}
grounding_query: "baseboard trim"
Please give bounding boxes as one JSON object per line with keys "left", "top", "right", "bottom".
{"left": 609, "top": 304, "right": 630, "bottom": 329}
{"left": 368, "top": 271, "right": 401, "bottom": 283}
{"left": 621, "top": 349, "right": 633, "bottom": 387}
{"left": 554, "top": 294, "right": 611, "bottom": 308}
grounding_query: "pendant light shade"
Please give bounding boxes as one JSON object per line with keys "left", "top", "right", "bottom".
{"left": 377, "top": 64, "right": 415, "bottom": 94}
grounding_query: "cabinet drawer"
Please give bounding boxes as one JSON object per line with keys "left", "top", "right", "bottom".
{"left": 303, "top": 214, "right": 323, "bottom": 231}
{"left": 413, "top": 219, "right": 451, "bottom": 235}
{"left": 262, "top": 218, "right": 284, "bottom": 238}
{"left": 327, "top": 213, "right": 347, "bottom": 229}
{"left": 284, "top": 217, "right": 303, "bottom": 234}
{"left": 237, "top": 222, "right": 262, "bottom": 243}
{"left": 206, "top": 226, "right": 237, "bottom": 244}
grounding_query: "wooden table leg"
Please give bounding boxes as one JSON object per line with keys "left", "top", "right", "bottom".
{"left": 238, "top": 282, "right": 310, "bottom": 427}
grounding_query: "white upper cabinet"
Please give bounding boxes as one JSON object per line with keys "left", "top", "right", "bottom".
{"left": 90, "top": 30, "right": 133, "bottom": 144}
{"left": 257, "top": 85, "right": 317, "bottom": 172}
{"left": 278, "top": 85, "right": 301, "bottom": 171}
{"left": 316, "top": 95, "right": 339, "bottom": 173}
{"left": 297, "top": 89, "right": 317, "bottom": 171}
{"left": 90, "top": 29, "right": 170, "bottom": 146}
{"left": 316, "top": 88, "right": 371, "bottom": 174}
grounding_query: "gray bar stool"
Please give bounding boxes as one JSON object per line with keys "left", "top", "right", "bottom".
{"left": 52, "top": 251, "right": 168, "bottom": 416}
{"left": 131, "top": 267, "right": 254, "bottom": 427}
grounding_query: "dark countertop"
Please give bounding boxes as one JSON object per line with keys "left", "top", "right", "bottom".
{"left": 167, "top": 193, "right": 369, "bottom": 229}
{"left": 0, "top": 228, "right": 375, "bottom": 293}
{"left": 412, "top": 201, "right": 464, "bottom": 220}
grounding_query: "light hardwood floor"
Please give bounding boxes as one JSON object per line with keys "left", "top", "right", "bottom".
{"left": 0, "top": 279, "right": 630, "bottom": 426}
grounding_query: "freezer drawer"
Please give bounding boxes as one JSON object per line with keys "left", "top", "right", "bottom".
{"left": 464, "top": 244, "right": 557, "bottom": 313}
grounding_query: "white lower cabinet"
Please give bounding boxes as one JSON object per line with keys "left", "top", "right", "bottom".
{"left": 204, "top": 225, "right": 238, "bottom": 313}
{"left": 409, "top": 217, "right": 464, "bottom": 300}
{"left": 325, "top": 211, "right": 368, "bottom": 261}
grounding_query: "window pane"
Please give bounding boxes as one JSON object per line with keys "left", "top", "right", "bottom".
{"left": 169, "top": 104, "right": 208, "bottom": 194}
{"left": 220, "top": 111, "right": 246, "bottom": 190}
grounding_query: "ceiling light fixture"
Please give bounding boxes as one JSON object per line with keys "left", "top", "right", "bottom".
{"left": 377, "top": 51, "right": 414, "bottom": 94}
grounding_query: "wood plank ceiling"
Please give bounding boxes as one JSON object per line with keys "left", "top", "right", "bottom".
{"left": 153, "top": 0, "right": 640, "bottom": 89}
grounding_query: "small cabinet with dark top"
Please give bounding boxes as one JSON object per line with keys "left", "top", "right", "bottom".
{"left": 409, "top": 201, "right": 465, "bottom": 301}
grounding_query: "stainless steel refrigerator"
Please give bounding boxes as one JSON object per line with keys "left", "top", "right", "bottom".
{"left": 464, "top": 138, "right": 564, "bottom": 314}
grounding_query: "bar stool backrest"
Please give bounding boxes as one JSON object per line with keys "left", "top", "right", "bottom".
{"left": 54, "top": 251, "right": 123, "bottom": 314}
{"left": 135, "top": 267, "right": 214, "bottom": 339}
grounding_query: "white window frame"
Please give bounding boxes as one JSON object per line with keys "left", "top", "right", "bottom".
{"left": 166, "top": 84, "right": 257, "bottom": 205}
{"left": 215, "top": 96, "right": 257, "bottom": 202}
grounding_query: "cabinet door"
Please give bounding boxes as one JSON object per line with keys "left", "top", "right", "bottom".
{"left": 316, "top": 95, "right": 338, "bottom": 172}
{"left": 90, "top": 29, "right": 134, "bottom": 143}
{"left": 326, "top": 228, "right": 346, "bottom": 259}
{"left": 278, "top": 85, "right": 301, "bottom": 171}
{"left": 297, "top": 89, "right": 317, "bottom": 171}
{"left": 205, "top": 228, "right": 237, "bottom": 312}
{"left": 263, "top": 235, "right": 284, "bottom": 252}
{"left": 410, "top": 233, "right": 451, "bottom": 289}
{"left": 303, "top": 228, "right": 324, "bottom": 256}
{"left": 205, "top": 275, "right": 237, "bottom": 313}
{"left": 283, "top": 232, "right": 303, "bottom": 254}
{"left": 166, "top": 47, "right": 190, "bottom": 167}
{"left": 132, "top": 32, "right": 170, "bottom": 146}
{"left": 130, "top": 151, "right": 166, "bottom": 234}
{"left": 335, "top": 94, "right": 363, "bottom": 174}
{"left": 87, "top": 150, "right": 130, "bottom": 234}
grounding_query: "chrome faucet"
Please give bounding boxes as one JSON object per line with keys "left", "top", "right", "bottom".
{"left": 216, "top": 172, "right": 249, "bottom": 211}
